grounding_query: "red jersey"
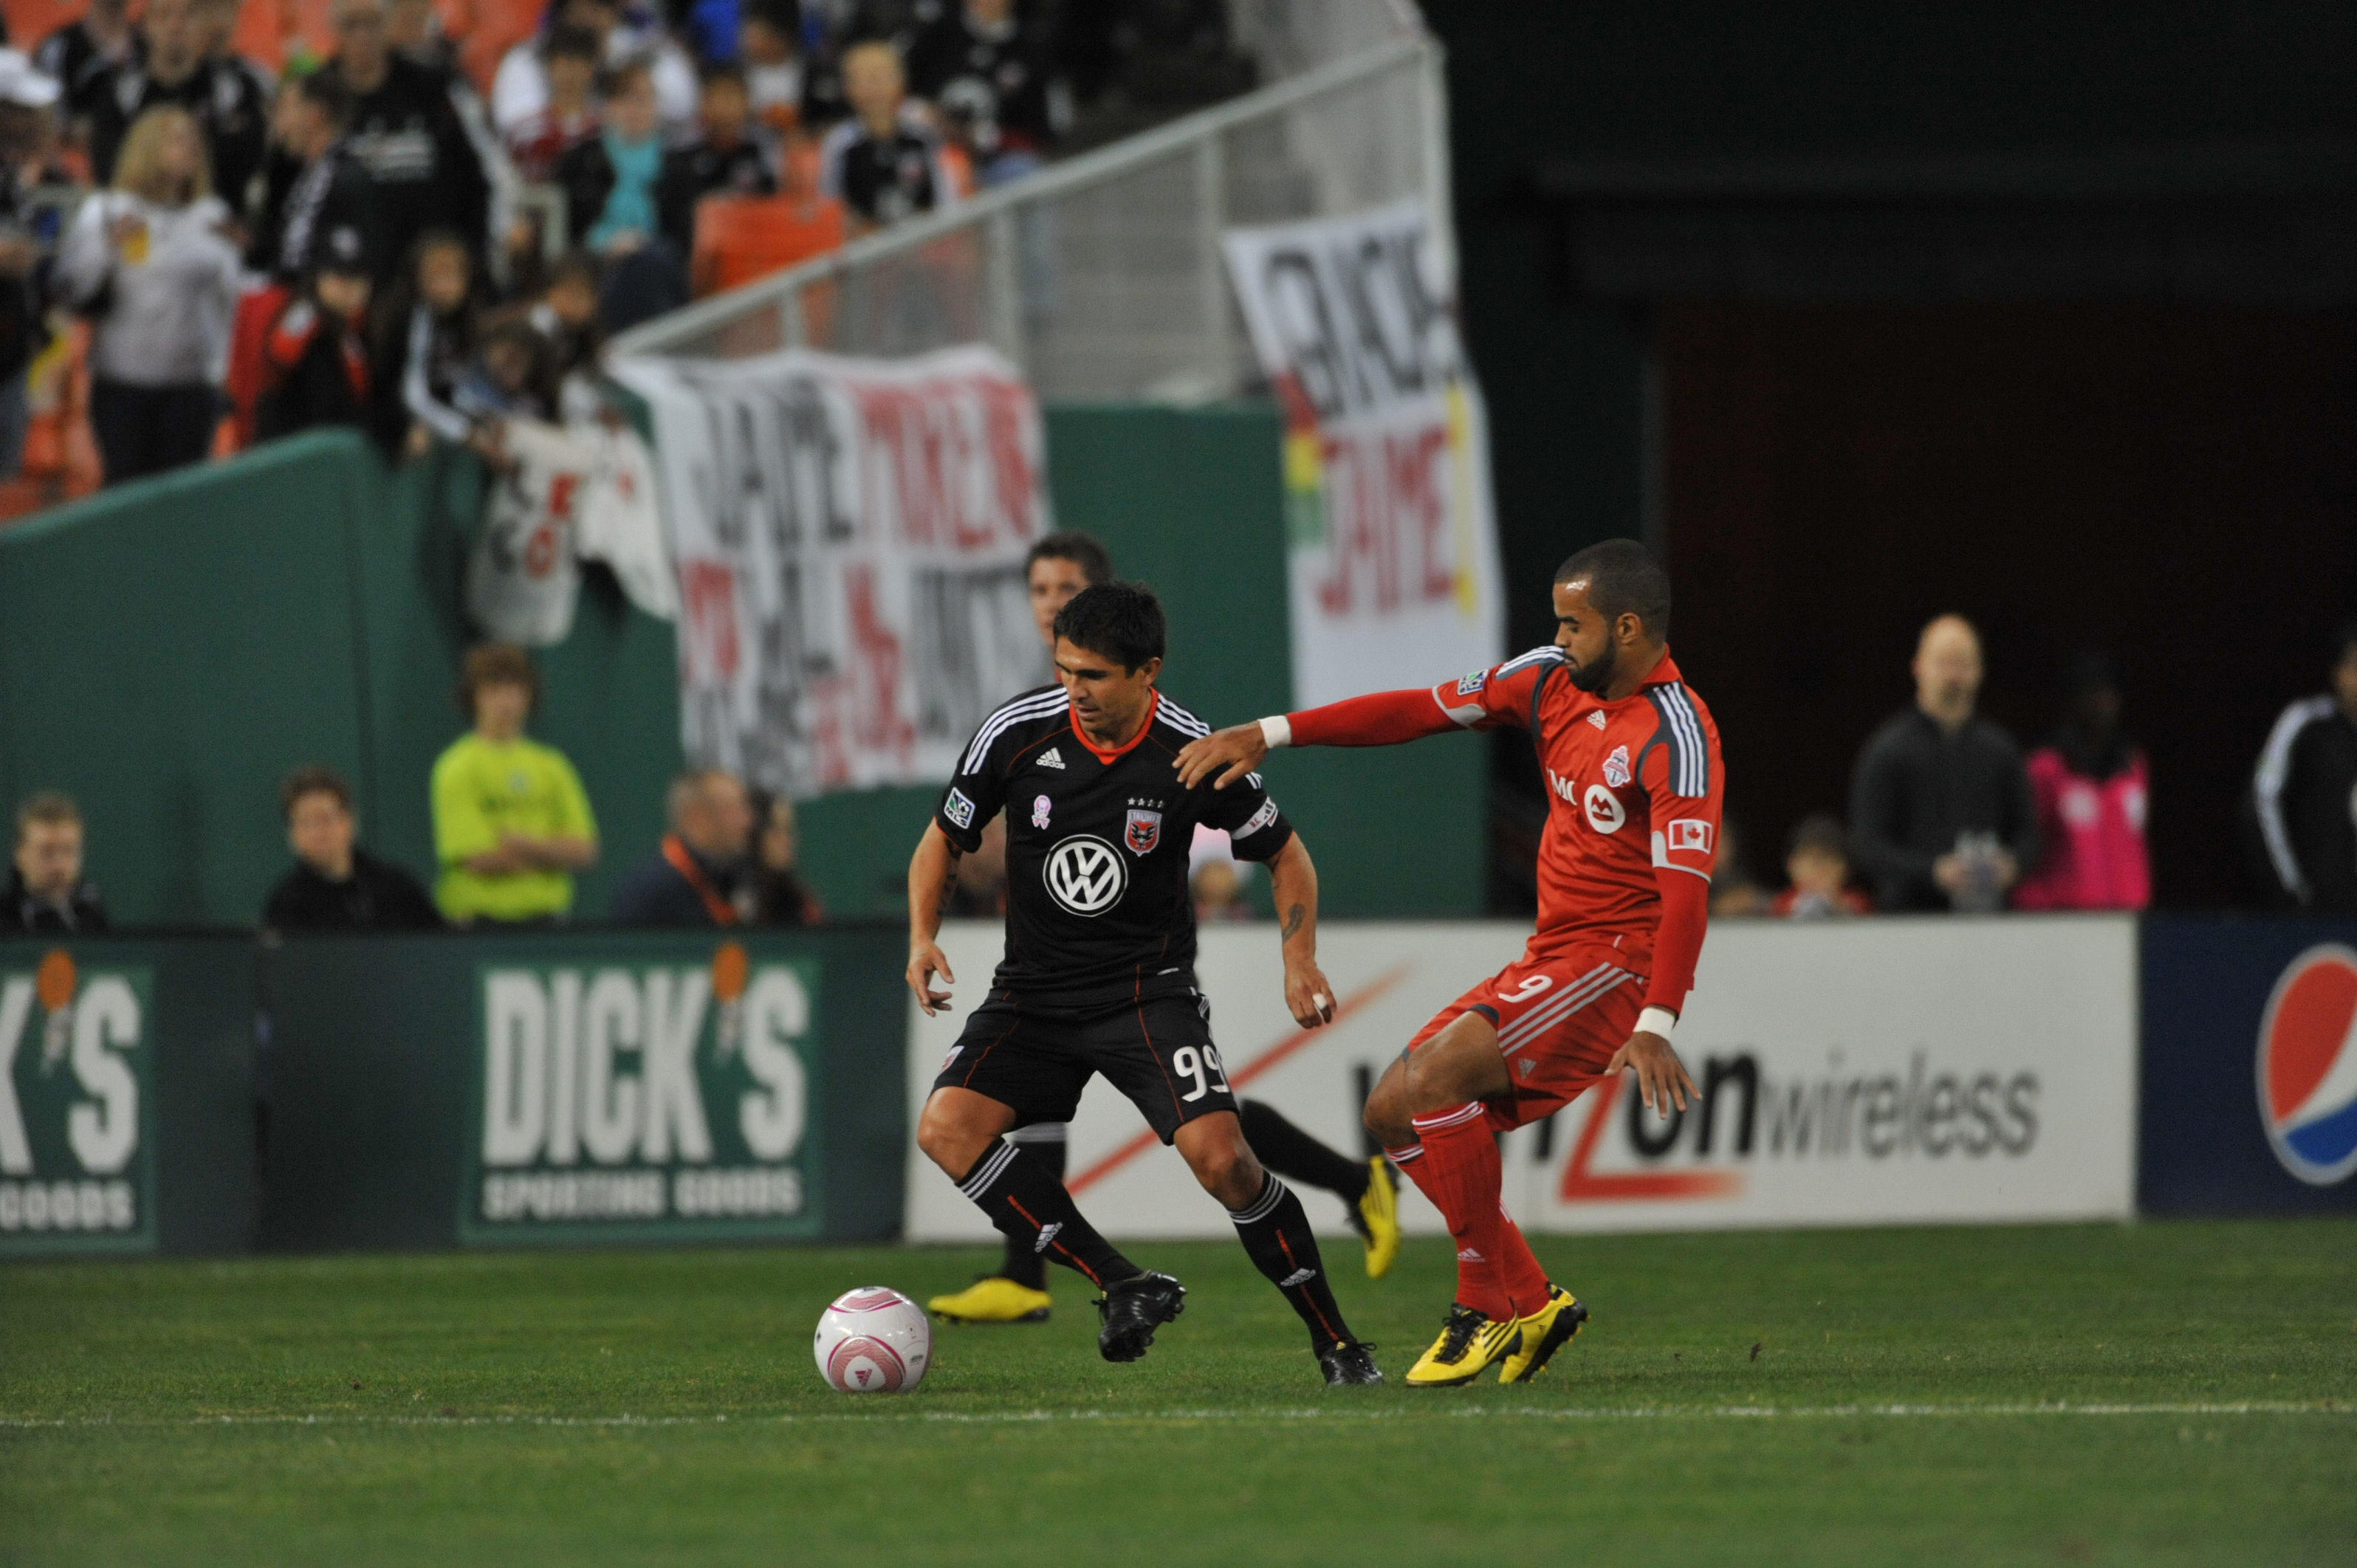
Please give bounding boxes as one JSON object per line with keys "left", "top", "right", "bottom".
{"left": 1286, "top": 645, "right": 1723, "bottom": 1014}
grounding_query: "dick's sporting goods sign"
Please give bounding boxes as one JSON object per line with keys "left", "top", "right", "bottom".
{"left": 0, "top": 952, "right": 154, "bottom": 1252}
{"left": 465, "top": 943, "right": 823, "bottom": 1242}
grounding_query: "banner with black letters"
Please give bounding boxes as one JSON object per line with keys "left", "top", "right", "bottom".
{"left": 610, "top": 346, "right": 1051, "bottom": 800}
{"left": 1222, "top": 198, "right": 1505, "bottom": 707}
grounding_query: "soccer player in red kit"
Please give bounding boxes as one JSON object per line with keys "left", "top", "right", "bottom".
{"left": 1174, "top": 540, "right": 1720, "bottom": 1386}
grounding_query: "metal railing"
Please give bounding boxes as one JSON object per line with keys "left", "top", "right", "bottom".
{"left": 611, "top": 27, "right": 1449, "bottom": 403}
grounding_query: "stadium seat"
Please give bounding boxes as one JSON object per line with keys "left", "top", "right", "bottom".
{"left": 690, "top": 193, "right": 846, "bottom": 298}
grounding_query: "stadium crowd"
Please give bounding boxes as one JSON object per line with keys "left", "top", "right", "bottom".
{"left": 0, "top": 0, "right": 1250, "bottom": 502}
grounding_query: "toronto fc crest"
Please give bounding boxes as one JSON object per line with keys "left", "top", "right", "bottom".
{"left": 1124, "top": 808, "right": 1162, "bottom": 856}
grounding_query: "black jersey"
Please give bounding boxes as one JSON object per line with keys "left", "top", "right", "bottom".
{"left": 936, "top": 687, "right": 1294, "bottom": 1005}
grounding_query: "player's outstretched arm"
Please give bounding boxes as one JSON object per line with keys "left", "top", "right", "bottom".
{"left": 1174, "top": 689, "right": 1463, "bottom": 790}
{"left": 1266, "top": 834, "right": 1336, "bottom": 1031}
{"left": 905, "top": 822, "right": 960, "bottom": 1016}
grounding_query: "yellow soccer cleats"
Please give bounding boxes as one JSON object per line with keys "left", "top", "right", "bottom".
{"left": 927, "top": 1276, "right": 1053, "bottom": 1324}
{"left": 1404, "top": 1304, "right": 1523, "bottom": 1388}
{"left": 1498, "top": 1287, "right": 1590, "bottom": 1384}
{"left": 1356, "top": 1158, "right": 1400, "bottom": 1280}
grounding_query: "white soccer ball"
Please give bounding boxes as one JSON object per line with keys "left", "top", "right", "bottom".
{"left": 813, "top": 1286, "right": 932, "bottom": 1393}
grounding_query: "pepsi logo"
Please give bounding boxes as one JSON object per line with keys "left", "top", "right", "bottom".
{"left": 2255, "top": 944, "right": 2357, "bottom": 1186}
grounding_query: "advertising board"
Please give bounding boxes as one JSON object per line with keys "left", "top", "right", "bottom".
{"left": 905, "top": 918, "right": 2139, "bottom": 1241}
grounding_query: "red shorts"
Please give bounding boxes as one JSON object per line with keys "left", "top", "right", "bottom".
{"left": 1406, "top": 946, "right": 1645, "bottom": 1132}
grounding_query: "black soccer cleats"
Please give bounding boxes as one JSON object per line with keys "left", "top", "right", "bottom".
{"left": 1095, "top": 1270, "right": 1187, "bottom": 1362}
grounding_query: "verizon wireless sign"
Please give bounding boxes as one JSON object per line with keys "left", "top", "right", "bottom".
{"left": 905, "top": 918, "right": 2137, "bottom": 1241}
{"left": 1513, "top": 918, "right": 2138, "bottom": 1231}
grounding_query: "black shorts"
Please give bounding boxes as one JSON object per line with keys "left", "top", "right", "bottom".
{"left": 931, "top": 988, "right": 1238, "bottom": 1143}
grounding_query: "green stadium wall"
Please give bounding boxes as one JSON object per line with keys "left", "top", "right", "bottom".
{"left": 0, "top": 408, "right": 1483, "bottom": 927}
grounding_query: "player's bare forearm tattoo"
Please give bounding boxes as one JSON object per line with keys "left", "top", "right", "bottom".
{"left": 1281, "top": 903, "right": 1307, "bottom": 944}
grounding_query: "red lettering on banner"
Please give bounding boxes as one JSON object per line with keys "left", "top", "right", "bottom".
{"left": 1317, "top": 423, "right": 1453, "bottom": 616}
{"left": 845, "top": 565, "right": 914, "bottom": 763}
{"left": 678, "top": 561, "right": 741, "bottom": 682}
{"left": 849, "top": 375, "right": 1030, "bottom": 554}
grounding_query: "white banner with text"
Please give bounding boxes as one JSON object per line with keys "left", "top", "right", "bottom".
{"left": 904, "top": 918, "right": 2138, "bottom": 1241}
{"left": 1221, "top": 198, "right": 1504, "bottom": 708}
{"left": 611, "top": 346, "right": 1051, "bottom": 799}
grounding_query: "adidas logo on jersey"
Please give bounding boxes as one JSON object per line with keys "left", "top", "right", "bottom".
{"left": 1277, "top": 1268, "right": 1319, "bottom": 1287}
{"left": 1036, "top": 747, "right": 1066, "bottom": 770}
{"left": 1588, "top": 711, "right": 1608, "bottom": 730}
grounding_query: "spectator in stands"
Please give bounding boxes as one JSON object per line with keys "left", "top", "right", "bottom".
{"left": 504, "top": 24, "right": 602, "bottom": 182}
{"left": 58, "top": 104, "right": 241, "bottom": 485}
{"left": 262, "top": 765, "right": 442, "bottom": 932}
{"left": 1771, "top": 814, "right": 1870, "bottom": 919}
{"left": 2254, "top": 623, "right": 2357, "bottom": 912}
{"left": 528, "top": 249, "right": 606, "bottom": 416}
{"left": 0, "top": 52, "right": 60, "bottom": 481}
{"left": 374, "top": 227, "right": 484, "bottom": 455}
{"left": 656, "top": 63, "right": 775, "bottom": 252}
{"left": 322, "top": 0, "right": 493, "bottom": 273}
{"left": 430, "top": 642, "right": 600, "bottom": 925}
{"left": 255, "top": 227, "right": 377, "bottom": 440}
{"left": 747, "top": 788, "right": 823, "bottom": 924}
{"left": 608, "top": 768, "right": 755, "bottom": 925}
{"left": 738, "top": 1, "right": 803, "bottom": 137}
{"left": 906, "top": 0, "right": 1063, "bottom": 188}
{"left": 1191, "top": 856, "right": 1255, "bottom": 924}
{"left": 87, "top": 0, "right": 269, "bottom": 217}
{"left": 253, "top": 68, "right": 378, "bottom": 285}
{"left": 454, "top": 318, "right": 555, "bottom": 440}
{"left": 1850, "top": 614, "right": 2038, "bottom": 914}
{"left": 818, "top": 36, "right": 956, "bottom": 233}
{"left": 1706, "top": 816, "right": 1768, "bottom": 917}
{"left": 490, "top": 0, "right": 696, "bottom": 140}
{"left": 385, "top": 0, "right": 462, "bottom": 79}
{"left": 193, "top": 0, "right": 272, "bottom": 107}
{"left": 557, "top": 60, "right": 688, "bottom": 327}
{"left": 34, "top": 0, "right": 135, "bottom": 144}
{"left": 2016, "top": 653, "right": 2150, "bottom": 912}
{"left": 5, "top": 791, "right": 108, "bottom": 935}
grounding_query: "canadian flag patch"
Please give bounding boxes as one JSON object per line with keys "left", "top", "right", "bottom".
{"left": 1669, "top": 818, "right": 1715, "bottom": 854}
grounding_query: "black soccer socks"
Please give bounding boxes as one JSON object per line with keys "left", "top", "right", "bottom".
{"left": 1227, "top": 1173, "right": 1354, "bottom": 1352}
{"left": 995, "top": 1135, "right": 1065, "bottom": 1290}
{"left": 1239, "top": 1099, "right": 1370, "bottom": 1203}
{"left": 958, "top": 1142, "right": 1136, "bottom": 1289}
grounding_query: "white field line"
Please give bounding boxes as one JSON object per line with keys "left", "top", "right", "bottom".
{"left": 0, "top": 1400, "right": 2344, "bottom": 1432}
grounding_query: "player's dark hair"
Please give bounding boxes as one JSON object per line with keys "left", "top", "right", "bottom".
{"left": 1555, "top": 538, "right": 1670, "bottom": 639}
{"left": 1026, "top": 530, "right": 1113, "bottom": 587}
{"left": 1053, "top": 582, "right": 1164, "bottom": 672}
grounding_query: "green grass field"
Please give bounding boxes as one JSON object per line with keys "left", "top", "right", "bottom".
{"left": 4, "top": 1218, "right": 2353, "bottom": 1566}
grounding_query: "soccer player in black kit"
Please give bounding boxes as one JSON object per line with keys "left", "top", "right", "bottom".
{"left": 907, "top": 583, "right": 1382, "bottom": 1385}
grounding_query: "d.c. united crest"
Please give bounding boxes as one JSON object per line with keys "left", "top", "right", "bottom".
{"left": 1124, "top": 808, "right": 1162, "bottom": 856}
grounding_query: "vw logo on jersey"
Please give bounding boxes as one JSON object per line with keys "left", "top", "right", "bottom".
{"left": 2255, "top": 943, "right": 2357, "bottom": 1186}
{"left": 1582, "top": 784, "right": 1625, "bottom": 835}
{"left": 1044, "top": 835, "right": 1128, "bottom": 917}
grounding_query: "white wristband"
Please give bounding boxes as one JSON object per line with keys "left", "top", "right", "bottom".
{"left": 1258, "top": 714, "right": 1292, "bottom": 750}
{"left": 1636, "top": 1007, "right": 1678, "bottom": 1041}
